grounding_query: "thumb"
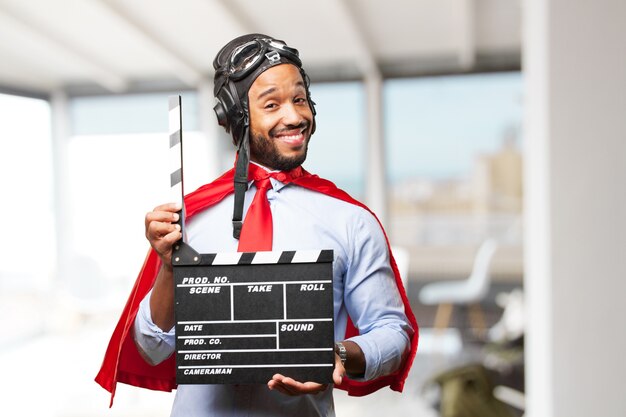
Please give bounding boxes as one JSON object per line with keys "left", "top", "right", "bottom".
{"left": 333, "top": 355, "right": 345, "bottom": 385}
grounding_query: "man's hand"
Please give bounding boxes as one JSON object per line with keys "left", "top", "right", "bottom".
{"left": 146, "top": 202, "right": 181, "bottom": 332}
{"left": 267, "top": 353, "right": 345, "bottom": 396}
{"left": 145, "top": 203, "right": 182, "bottom": 267}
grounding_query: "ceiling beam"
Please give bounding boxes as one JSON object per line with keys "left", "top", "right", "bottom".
{"left": 0, "top": 5, "right": 127, "bottom": 92}
{"left": 0, "top": 31, "right": 59, "bottom": 93}
{"left": 458, "top": 0, "right": 476, "bottom": 69}
{"left": 336, "top": 0, "right": 380, "bottom": 78}
{"left": 0, "top": 83, "right": 49, "bottom": 100}
{"left": 94, "top": 0, "right": 205, "bottom": 87}
{"left": 212, "top": 0, "right": 258, "bottom": 34}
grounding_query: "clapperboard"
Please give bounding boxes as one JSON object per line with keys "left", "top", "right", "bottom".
{"left": 168, "top": 96, "right": 335, "bottom": 384}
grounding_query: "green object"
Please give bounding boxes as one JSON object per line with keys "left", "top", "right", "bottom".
{"left": 433, "top": 364, "right": 515, "bottom": 417}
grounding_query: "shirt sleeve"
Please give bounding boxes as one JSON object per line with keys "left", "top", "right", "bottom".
{"left": 343, "top": 209, "right": 414, "bottom": 381}
{"left": 133, "top": 289, "right": 176, "bottom": 366}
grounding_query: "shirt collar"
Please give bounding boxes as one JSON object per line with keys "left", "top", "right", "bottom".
{"left": 249, "top": 161, "right": 289, "bottom": 192}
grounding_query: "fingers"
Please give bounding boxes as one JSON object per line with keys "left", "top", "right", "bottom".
{"left": 147, "top": 222, "right": 181, "bottom": 246}
{"left": 154, "top": 202, "right": 183, "bottom": 213}
{"left": 333, "top": 353, "right": 346, "bottom": 386}
{"left": 266, "top": 355, "right": 345, "bottom": 396}
{"left": 146, "top": 214, "right": 180, "bottom": 238}
{"left": 145, "top": 203, "right": 183, "bottom": 265}
{"left": 267, "top": 379, "right": 294, "bottom": 396}
{"left": 267, "top": 374, "right": 328, "bottom": 396}
{"left": 145, "top": 203, "right": 182, "bottom": 230}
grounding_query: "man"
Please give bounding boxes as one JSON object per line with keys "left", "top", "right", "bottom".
{"left": 96, "top": 34, "right": 418, "bottom": 417}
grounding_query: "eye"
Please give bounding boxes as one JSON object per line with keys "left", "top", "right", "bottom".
{"left": 294, "top": 97, "right": 307, "bottom": 104}
{"left": 264, "top": 102, "right": 278, "bottom": 109}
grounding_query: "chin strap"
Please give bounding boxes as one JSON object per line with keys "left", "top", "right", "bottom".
{"left": 232, "top": 126, "right": 250, "bottom": 239}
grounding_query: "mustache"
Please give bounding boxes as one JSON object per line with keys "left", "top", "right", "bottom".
{"left": 270, "top": 120, "right": 310, "bottom": 137}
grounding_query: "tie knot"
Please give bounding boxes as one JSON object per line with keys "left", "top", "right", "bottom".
{"left": 247, "top": 163, "right": 305, "bottom": 185}
{"left": 254, "top": 177, "right": 272, "bottom": 190}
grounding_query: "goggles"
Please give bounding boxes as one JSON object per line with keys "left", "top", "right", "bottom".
{"left": 224, "top": 38, "right": 302, "bottom": 81}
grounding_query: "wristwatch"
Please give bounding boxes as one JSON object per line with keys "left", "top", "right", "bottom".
{"left": 334, "top": 342, "right": 347, "bottom": 366}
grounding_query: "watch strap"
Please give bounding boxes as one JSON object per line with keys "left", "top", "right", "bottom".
{"left": 334, "top": 342, "right": 347, "bottom": 366}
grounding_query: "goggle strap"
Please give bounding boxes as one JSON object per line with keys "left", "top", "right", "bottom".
{"left": 232, "top": 127, "right": 250, "bottom": 240}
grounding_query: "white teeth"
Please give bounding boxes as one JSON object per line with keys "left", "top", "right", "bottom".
{"left": 278, "top": 133, "right": 302, "bottom": 140}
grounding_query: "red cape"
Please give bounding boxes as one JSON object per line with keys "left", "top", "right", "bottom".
{"left": 95, "top": 167, "right": 418, "bottom": 406}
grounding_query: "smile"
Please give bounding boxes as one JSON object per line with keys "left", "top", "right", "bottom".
{"left": 276, "top": 133, "right": 304, "bottom": 144}
{"left": 272, "top": 126, "right": 308, "bottom": 145}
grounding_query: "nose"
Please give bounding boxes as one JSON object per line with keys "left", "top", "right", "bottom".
{"left": 280, "top": 102, "right": 303, "bottom": 127}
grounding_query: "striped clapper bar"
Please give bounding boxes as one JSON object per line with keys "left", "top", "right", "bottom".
{"left": 169, "top": 95, "right": 185, "bottom": 238}
{"left": 169, "top": 95, "right": 198, "bottom": 263}
{"left": 173, "top": 248, "right": 335, "bottom": 385}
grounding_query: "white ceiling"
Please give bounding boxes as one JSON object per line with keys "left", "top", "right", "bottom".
{"left": 0, "top": 0, "right": 521, "bottom": 97}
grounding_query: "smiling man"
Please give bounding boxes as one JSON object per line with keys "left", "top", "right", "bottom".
{"left": 96, "top": 34, "right": 418, "bottom": 417}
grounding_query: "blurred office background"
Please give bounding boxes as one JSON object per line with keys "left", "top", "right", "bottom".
{"left": 0, "top": 1, "right": 624, "bottom": 416}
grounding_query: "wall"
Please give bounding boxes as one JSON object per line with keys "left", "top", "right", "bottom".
{"left": 524, "top": 1, "right": 626, "bottom": 416}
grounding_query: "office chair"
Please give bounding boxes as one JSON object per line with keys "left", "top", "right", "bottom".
{"left": 418, "top": 239, "right": 499, "bottom": 334}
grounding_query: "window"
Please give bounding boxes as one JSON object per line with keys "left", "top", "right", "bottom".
{"left": 305, "top": 82, "right": 366, "bottom": 199}
{"left": 0, "top": 94, "right": 53, "bottom": 290}
{"left": 384, "top": 72, "right": 523, "bottom": 282}
{"left": 66, "top": 92, "right": 209, "bottom": 288}
{"left": 0, "top": 93, "right": 53, "bottom": 346}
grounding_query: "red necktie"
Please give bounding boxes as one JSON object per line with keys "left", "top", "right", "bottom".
{"left": 238, "top": 176, "right": 273, "bottom": 251}
{"left": 237, "top": 165, "right": 305, "bottom": 252}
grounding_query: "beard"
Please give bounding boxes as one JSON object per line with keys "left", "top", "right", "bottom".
{"left": 249, "top": 122, "right": 310, "bottom": 171}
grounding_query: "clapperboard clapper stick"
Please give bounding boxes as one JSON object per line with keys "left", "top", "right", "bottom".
{"left": 169, "top": 95, "right": 196, "bottom": 264}
{"left": 167, "top": 96, "right": 335, "bottom": 385}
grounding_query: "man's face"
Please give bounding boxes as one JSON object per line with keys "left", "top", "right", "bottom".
{"left": 247, "top": 64, "right": 314, "bottom": 171}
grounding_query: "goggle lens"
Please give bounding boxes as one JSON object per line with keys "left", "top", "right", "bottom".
{"left": 227, "top": 39, "right": 301, "bottom": 80}
{"left": 230, "top": 42, "right": 263, "bottom": 74}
